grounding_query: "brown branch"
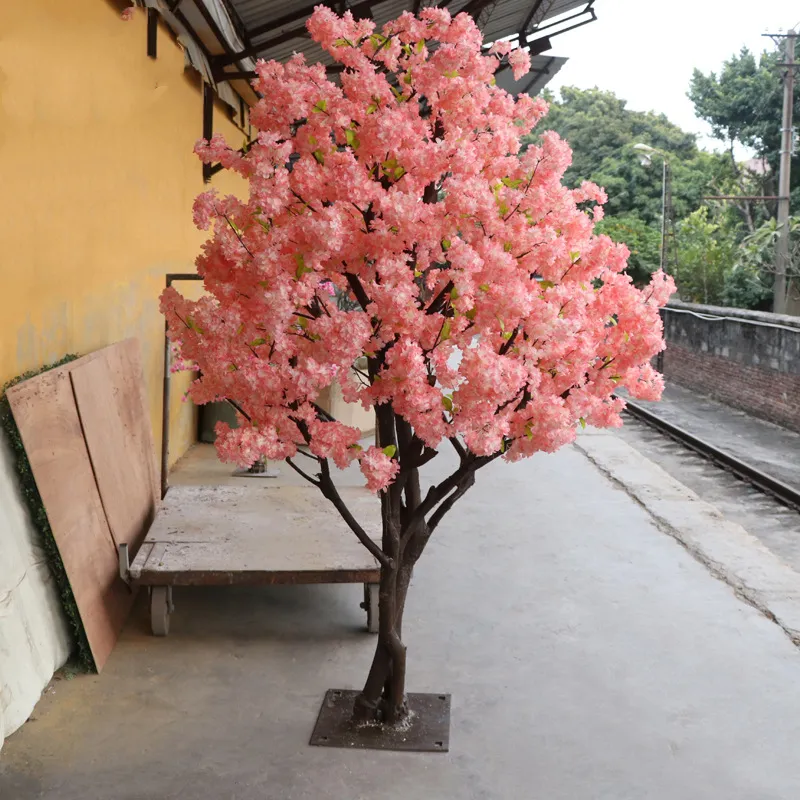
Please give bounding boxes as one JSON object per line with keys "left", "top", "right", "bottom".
{"left": 401, "top": 451, "right": 499, "bottom": 543}
{"left": 498, "top": 326, "right": 519, "bottom": 355}
{"left": 448, "top": 435, "right": 467, "bottom": 461}
{"left": 345, "top": 272, "right": 372, "bottom": 309}
{"left": 318, "top": 458, "right": 392, "bottom": 568}
{"left": 224, "top": 398, "right": 251, "bottom": 422}
{"left": 428, "top": 473, "right": 475, "bottom": 533}
{"left": 310, "top": 402, "right": 337, "bottom": 423}
{"left": 285, "top": 457, "right": 319, "bottom": 486}
{"left": 220, "top": 211, "right": 254, "bottom": 258}
{"left": 426, "top": 280, "right": 454, "bottom": 315}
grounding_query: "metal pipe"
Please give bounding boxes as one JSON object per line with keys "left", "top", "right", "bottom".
{"left": 161, "top": 273, "right": 203, "bottom": 499}
{"left": 660, "top": 159, "right": 667, "bottom": 272}
{"left": 774, "top": 29, "right": 796, "bottom": 315}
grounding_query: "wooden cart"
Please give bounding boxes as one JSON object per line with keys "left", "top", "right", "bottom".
{"left": 119, "top": 483, "right": 381, "bottom": 636}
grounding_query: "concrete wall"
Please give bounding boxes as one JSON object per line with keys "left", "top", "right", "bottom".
{"left": 0, "top": 0, "right": 244, "bottom": 746}
{"left": 661, "top": 300, "right": 800, "bottom": 432}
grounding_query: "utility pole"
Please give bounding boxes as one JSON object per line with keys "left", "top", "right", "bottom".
{"left": 774, "top": 30, "right": 796, "bottom": 315}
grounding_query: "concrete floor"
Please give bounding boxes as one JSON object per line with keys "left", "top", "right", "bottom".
{"left": 3, "top": 436, "right": 800, "bottom": 799}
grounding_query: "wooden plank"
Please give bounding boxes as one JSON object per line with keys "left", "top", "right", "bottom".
{"left": 134, "top": 484, "right": 381, "bottom": 585}
{"left": 70, "top": 339, "right": 159, "bottom": 554}
{"left": 136, "top": 557, "right": 379, "bottom": 586}
{"left": 128, "top": 542, "right": 154, "bottom": 581}
{"left": 6, "top": 364, "right": 133, "bottom": 671}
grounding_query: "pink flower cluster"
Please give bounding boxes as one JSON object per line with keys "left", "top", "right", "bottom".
{"left": 162, "top": 7, "right": 674, "bottom": 492}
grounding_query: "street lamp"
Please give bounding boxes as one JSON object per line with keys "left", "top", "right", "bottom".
{"left": 633, "top": 143, "right": 675, "bottom": 276}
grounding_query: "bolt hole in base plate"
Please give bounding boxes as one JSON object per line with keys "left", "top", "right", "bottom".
{"left": 309, "top": 689, "right": 451, "bottom": 752}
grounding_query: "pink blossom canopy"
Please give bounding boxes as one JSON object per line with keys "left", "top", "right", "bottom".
{"left": 161, "top": 6, "right": 674, "bottom": 492}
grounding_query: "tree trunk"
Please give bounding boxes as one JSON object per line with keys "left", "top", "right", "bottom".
{"left": 352, "top": 484, "right": 413, "bottom": 724}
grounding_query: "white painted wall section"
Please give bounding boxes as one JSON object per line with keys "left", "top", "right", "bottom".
{"left": 0, "top": 437, "right": 71, "bottom": 750}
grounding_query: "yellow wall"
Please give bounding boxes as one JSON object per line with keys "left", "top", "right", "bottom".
{"left": 0, "top": 0, "right": 245, "bottom": 465}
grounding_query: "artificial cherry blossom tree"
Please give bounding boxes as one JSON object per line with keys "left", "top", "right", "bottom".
{"left": 162, "top": 6, "right": 674, "bottom": 726}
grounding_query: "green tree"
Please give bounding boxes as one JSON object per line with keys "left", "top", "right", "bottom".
{"left": 688, "top": 43, "right": 794, "bottom": 229}
{"left": 594, "top": 214, "right": 661, "bottom": 285}
{"left": 530, "top": 87, "right": 730, "bottom": 227}
{"left": 676, "top": 207, "right": 737, "bottom": 305}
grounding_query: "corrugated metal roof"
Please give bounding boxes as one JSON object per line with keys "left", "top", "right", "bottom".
{"left": 164, "top": 0, "right": 597, "bottom": 103}
{"left": 222, "top": 0, "right": 595, "bottom": 64}
{"left": 494, "top": 54, "right": 567, "bottom": 97}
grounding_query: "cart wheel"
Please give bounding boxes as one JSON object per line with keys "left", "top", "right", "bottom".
{"left": 150, "top": 586, "right": 172, "bottom": 636}
{"left": 363, "top": 583, "right": 379, "bottom": 634}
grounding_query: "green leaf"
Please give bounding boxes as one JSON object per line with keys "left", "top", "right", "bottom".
{"left": 500, "top": 439, "right": 506, "bottom": 453}
{"left": 294, "top": 253, "right": 313, "bottom": 279}
{"left": 349, "top": 443, "right": 363, "bottom": 451}
{"left": 382, "top": 445, "right": 397, "bottom": 458}
{"left": 441, "top": 238, "right": 451, "bottom": 250}
{"left": 250, "top": 337, "right": 266, "bottom": 347}
{"left": 366, "top": 103, "right": 378, "bottom": 114}
{"left": 579, "top": 417, "right": 586, "bottom": 429}
{"left": 525, "top": 422, "right": 534, "bottom": 440}
{"left": 312, "top": 99, "right": 328, "bottom": 113}
{"left": 441, "top": 319, "right": 451, "bottom": 341}
{"left": 258, "top": 280, "right": 269, "bottom": 288}
{"left": 503, "top": 241, "right": 513, "bottom": 252}
{"left": 403, "top": 70, "right": 413, "bottom": 85}
{"left": 569, "top": 250, "right": 580, "bottom": 262}
{"left": 623, "top": 331, "right": 630, "bottom": 342}
{"left": 442, "top": 395, "right": 454, "bottom": 412}
{"left": 414, "top": 269, "right": 423, "bottom": 278}
{"left": 465, "top": 308, "right": 477, "bottom": 320}
{"left": 185, "top": 315, "right": 204, "bottom": 334}
{"left": 443, "top": 69, "right": 459, "bottom": 78}
{"left": 539, "top": 280, "right": 555, "bottom": 290}
{"left": 479, "top": 283, "right": 490, "bottom": 292}
{"left": 394, "top": 166, "right": 406, "bottom": 179}
{"left": 333, "top": 37, "right": 353, "bottom": 47}
{"left": 344, "top": 128, "right": 359, "bottom": 148}
{"left": 415, "top": 40, "right": 425, "bottom": 53}
{"left": 501, "top": 177, "right": 523, "bottom": 189}
{"left": 312, "top": 149, "right": 325, "bottom": 165}
{"left": 449, "top": 286, "right": 459, "bottom": 300}
{"left": 501, "top": 330, "right": 513, "bottom": 341}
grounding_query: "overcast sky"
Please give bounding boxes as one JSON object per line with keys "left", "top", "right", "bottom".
{"left": 547, "top": 0, "right": 800, "bottom": 154}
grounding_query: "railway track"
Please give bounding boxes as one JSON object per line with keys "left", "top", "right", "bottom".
{"left": 620, "top": 397, "right": 800, "bottom": 513}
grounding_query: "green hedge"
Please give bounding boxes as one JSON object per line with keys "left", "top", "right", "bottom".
{"left": 0, "top": 355, "right": 94, "bottom": 672}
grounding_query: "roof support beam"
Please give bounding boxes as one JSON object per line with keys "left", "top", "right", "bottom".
{"left": 520, "top": 1, "right": 595, "bottom": 44}
{"left": 521, "top": 4, "right": 595, "bottom": 46}
{"left": 192, "top": 0, "right": 238, "bottom": 61}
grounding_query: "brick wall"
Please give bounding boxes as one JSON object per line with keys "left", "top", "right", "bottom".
{"left": 661, "top": 301, "right": 800, "bottom": 432}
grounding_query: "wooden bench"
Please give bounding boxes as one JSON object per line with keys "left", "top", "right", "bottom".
{"left": 120, "top": 483, "right": 381, "bottom": 636}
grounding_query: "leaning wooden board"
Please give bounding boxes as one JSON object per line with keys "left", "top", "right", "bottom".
{"left": 6, "top": 359, "right": 132, "bottom": 671}
{"left": 128, "top": 483, "right": 383, "bottom": 634}
{"left": 7, "top": 339, "right": 158, "bottom": 671}
{"left": 70, "top": 339, "right": 159, "bottom": 552}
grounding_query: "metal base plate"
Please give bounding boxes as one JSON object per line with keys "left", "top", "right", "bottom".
{"left": 309, "top": 689, "right": 451, "bottom": 752}
{"left": 231, "top": 468, "right": 280, "bottom": 478}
